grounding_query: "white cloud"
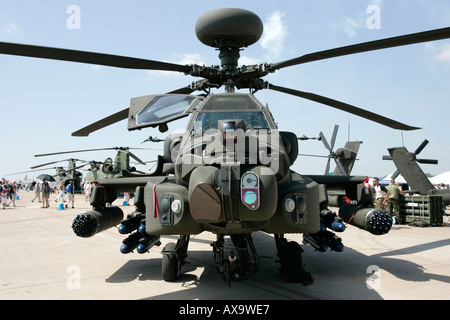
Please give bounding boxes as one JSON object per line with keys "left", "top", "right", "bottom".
{"left": 260, "top": 11, "right": 288, "bottom": 60}
{"left": 370, "top": 0, "right": 385, "bottom": 6}
{"left": 147, "top": 53, "right": 205, "bottom": 77}
{"left": 2, "top": 21, "right": 20, "bottom": 35}
{"left": 171, "top": 53, "right": 204, "bottom": 66}
{"left": 239, "top": 55, "right": 260, "bottom": 66}
{"left": 343, "top": 17, "right": 360, "bottom": 38}
{"left": 89, "top": 65, "right": 102, "bottom": 71}
{"left": 342, "top": 1, "right": 384, "bottom": 38}
{"left": 434, "top": 44, "right": 450, "bottom": 62}
{"left": 425, "top": 43, "right": 450, "bottom": 63}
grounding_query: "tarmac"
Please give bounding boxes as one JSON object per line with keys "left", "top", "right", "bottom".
{"left": 0, "top": 190, "right": 449, "bottom": 301}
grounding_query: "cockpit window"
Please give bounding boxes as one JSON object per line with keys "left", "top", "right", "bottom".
{"left": 200, "top": 94, "right": 261, "bottom": 111}
{"left": 193, "top": 112, "right": 270, "bottom": 134}
{"left": 135, "top": 95, "right": 198, "bottom": 125}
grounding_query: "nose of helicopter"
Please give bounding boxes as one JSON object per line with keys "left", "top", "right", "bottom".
{"left": 188, "top": 165, "right": 277, "bottom": 225}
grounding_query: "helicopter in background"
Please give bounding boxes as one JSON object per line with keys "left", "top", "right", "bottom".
{"left": 34, "top": 147, "right": 161, "bottom": 182}
{"left": 383, "top": 139, "right": 450, "bottom": 205}
{"left": 300, "top": 125, "right": 362, "bottom": 176}
{"left": 1, "top": 8, "right": 449, "bottom": 284}
{"left": 7, "top": 158, "right": 85, "bottom": 191}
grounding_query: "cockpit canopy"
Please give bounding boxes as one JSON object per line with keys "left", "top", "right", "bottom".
{"left": 128, "top": 94, "right": 201, "bottom": 131}
{"left": 127, "top": 93, "right": 275, "bottom": 132}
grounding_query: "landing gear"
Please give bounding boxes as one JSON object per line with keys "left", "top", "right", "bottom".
{"left": 212, "top": 234, "right": 259, "bottom": 286}
{"left": 161, "top": 233, "right": 313, "bottom": 285}
{"left": 275, "top": 234, "right": 313, "bottom": 285}
{"left": 161, "top": 235, "right": 189, "bottom": 281}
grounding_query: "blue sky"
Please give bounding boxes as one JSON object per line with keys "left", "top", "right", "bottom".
{"left": 1, "top": 1, "right": 450, "bottom": 183}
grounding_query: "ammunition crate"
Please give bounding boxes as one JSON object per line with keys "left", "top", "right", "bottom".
{"left": 399, "top": 195, "right": 444, "bottom": 226}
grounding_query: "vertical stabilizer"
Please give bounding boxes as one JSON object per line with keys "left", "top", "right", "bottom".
{"left": 333, "top": 141, "right": 362, "bottom": 176}
{"left": 388, "top": 147, "right": 434, "bottom": 193}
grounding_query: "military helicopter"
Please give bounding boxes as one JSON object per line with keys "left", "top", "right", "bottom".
{"left": 1, "top": 8, "right": 449, "bottom": 284}
{"left": 35, "top": 147, "right": 160, "bottom": 181}
{"left": 383, "top": 140, "right": 450, "bottom": 205}
{"left": 300, "top": 125, "right": 362, "bottom": 176}
{"left": 8, "top": 158, "right": 85, "bottom": 190}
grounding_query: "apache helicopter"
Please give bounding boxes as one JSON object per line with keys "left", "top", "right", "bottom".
{"left": 300, "top": 125, "right": 363, "bottom": 210}
{"left": 300, "top": 125, "right": 362, "bottom": 176}
{"left": 383, "top": 140, "right": 450, "bottom": 205}
{"left": 1, "top": 8, "right": 449, "bottom": 284}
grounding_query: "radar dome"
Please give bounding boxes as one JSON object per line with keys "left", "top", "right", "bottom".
{"left": 195, "top": 8, "right": 263, "bottom": 48}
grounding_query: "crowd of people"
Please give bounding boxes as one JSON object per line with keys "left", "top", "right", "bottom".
{"left": 1, "top": 181, "right": 19, "bottom": 209}
{"left": 29, "top": 180, "right": 92, "bottom": 209}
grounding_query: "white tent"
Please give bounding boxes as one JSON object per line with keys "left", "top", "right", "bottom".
{"left": 379, "top": 173, "right": 407, "bottom": 185}
{"left": 429, "top": 171, "right": 450, "bottom": 185}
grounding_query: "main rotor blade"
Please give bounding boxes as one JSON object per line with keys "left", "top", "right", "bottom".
{"left": 127, "top": 151, "right": 147, "bottom": 166}
{"left": 54, "top": 164, "right": 88, "bottom": 177}
{"left": 6, "top": 168, "right": 57, "bottom": 176}
{"left": 0, "top": 42, "right": 190, "bottom": 73}
{"left": 298, "top": 153, "right": 329, "bottom": 159}
{"left": 267, "top": 84, "right": 420, "bottom": 131}
{"left": 35, "top": 147, "right": 161, "bottom": 158}
{"left": 30, "top": 159, "right": 69, "bottom": 169}
{"left": 71, "top": 86, "right": 196, "bottom": 137}
{"left": 35, "top": 148, "right": 118, "bottom": 157}
{"left": 270, "top": 27, "right": 450, "bottom": 70}
{"left": 71, "top": 108, "right": 129, "bottom": 137}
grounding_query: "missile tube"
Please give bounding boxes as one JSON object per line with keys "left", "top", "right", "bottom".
{"left": 72, "top": 207, "right": 124, "bottom": 238}
{"left": 339, "top": 204, "right": 392, "bottom": 235}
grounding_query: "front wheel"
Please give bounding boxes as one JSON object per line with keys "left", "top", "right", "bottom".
{"left": 162, "top": 242, "right": 180, "bottom": 281}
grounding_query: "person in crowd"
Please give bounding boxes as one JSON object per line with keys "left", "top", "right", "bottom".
{"left": 41, "top": 181, "right": 51, "bottom": 208}
{"left": 8, "top": 181, "right": 17, "bottom": 207}
{"left": 1, "top": 187, "right": 8, "bottom": 210}
{"left": 65, "top": 180, "right": 75, "bottom": 209}
{"left": 373, "top": 177, "right": 387, "bottom": 209}
{"left": 31, "top": 182, "right": 41, "bottom": 203}
{"left": 83, "top": 181, "right": 91, "bottom": 203}
{"left": 383, "top": 179, "right": 402, "bottom": 224}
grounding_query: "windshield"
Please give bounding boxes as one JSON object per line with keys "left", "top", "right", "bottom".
{"left": 135, "top": 95, "right": 198, "bottom": 125}
{"left": 193, "top": 112, "right": 270, "bottom": 134}
{"left": 200, "top": 94, "right": 261, "bottom": 111}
